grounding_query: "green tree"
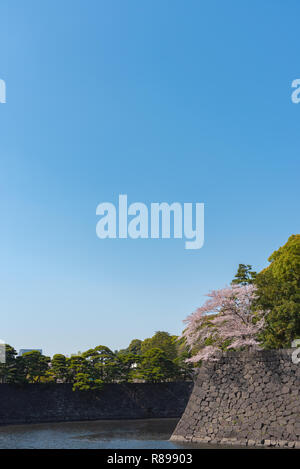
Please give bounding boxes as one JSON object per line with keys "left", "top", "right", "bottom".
{"left": 14, "top": 355, "right": 28, "bottom": 384}
{"left": 67, "top": 355, "right": 90, "bottom": 380}
{"left": 0, "top": 345, "right": 20, "bottom": 384}
{"left": 67, "top": 354, "right": 104, "bottom": 391}
{"left": 127, "top": 339, "right": 142, "bottom": 356}
{"left": 21, "top": 351, "right": 50, "bottom": 383}
{"left": 116, "top": 339, "right": 142, "bottom": 367}
{"left": 72, "top": 373, "right": 103, "bottom": 392}
{"left": 232, "top": 264, "right": 257, "bottom": 285}
{"left": 255, "top": 234, "right": 300, "bottom": 348}
{"left": 51, "top": 354, "right": 69, "bottom": 383}
{"left": 82, "top": 346, "right": 117, "bottom": 383}
{"left": 136, "top": 348, "right": 178, "bottom": 383}
{"left": 141, "top": 331, "right": 178, "bottom": 360}
{"left": 173, "top": 351, "right": 194, "bottom": 381}
{"left": 115, "top": 353, "right": 140, "bottom": 382}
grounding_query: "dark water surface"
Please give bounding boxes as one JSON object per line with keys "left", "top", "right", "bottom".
{"left": 0, "top": 418, "right": 237, "bottom": 449}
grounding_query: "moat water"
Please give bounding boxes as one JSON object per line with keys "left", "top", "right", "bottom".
{"left": 0, "top": 418, "right": 231, "bottom": 449}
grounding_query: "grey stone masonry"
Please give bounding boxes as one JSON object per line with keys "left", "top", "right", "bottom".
{"left": 171, "top": 350, "right": 300, "bottom": 448}
{"left": 0, "top": 382, "right": 193, "bottom": 425}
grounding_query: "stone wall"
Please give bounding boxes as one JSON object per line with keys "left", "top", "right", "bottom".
{"left": 171, "top": 350, "right": 300, "bottom": 448}
{"left": 0, "top": 382, "right": 193, "bottom": 425}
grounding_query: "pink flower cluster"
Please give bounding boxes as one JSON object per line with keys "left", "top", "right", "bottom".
{"left": 182, "top": 284, "right": 265, "bottom": 362}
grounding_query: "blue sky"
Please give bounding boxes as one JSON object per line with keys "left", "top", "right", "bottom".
{"left": 0, "top": 0, "right": 299, "bottom": 356}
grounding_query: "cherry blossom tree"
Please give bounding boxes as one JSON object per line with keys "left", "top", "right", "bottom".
{"left": 182, "top": 284, "right": 266, "bottom": 362}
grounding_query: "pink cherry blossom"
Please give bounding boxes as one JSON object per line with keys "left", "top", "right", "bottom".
{"left": 182, "top": 284, "right": 266, "bottom": 362}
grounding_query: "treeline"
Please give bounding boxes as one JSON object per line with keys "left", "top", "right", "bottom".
{"left": 230, "top": 234, "right": 300, "bottom": 349}
{"left": 183, "top": 234, "right": 300, "bottom": 361}
{"left": 0, "top": 332, "right": 194, "bottom": 391}
{"left": 1, "top": 235, "right": 298, "bottom": 390}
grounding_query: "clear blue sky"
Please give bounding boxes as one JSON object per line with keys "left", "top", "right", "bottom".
{"left": 0, "top": 0, "right": 299, "bottom": 357}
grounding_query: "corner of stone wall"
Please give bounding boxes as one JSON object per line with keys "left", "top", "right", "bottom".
{"left": 171, "top": 349, "right": 300, "bottom": 448}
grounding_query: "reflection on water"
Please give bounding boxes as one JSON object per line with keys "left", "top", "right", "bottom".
{"left": 0, "top": 418, "right": 230, "bottom": 449}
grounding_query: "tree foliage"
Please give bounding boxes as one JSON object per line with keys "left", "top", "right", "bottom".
{"left": 134, "top": 348, "right": 177, "bottom": 383}
{"left": 2, "top": 236, "right": 298, "bottom": 383}
{"left": 72, "top": 373, "right": 103, "bottom": 392}
{"left": 0, "top": 345, "right": 23, "bottom": 384}
{"left": 127, "top": 339, "right": 142, "bottom": 356}
{"left": 232, "top": 264, "right": 257, "bottom": 285}
{"left": 141, "top": 331, "right": 178, "bottom": 360}
{"left": 21, "top": 351, "right": 51, "bottom": 383}
{"left": 51, "top": 354, "right": 69, "bottom": 383}
{"left": 255, "top": 234, "right": 300, "bottom": 348}
{"left": 182, "top": 284, "right": 265, "bottom": 362}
